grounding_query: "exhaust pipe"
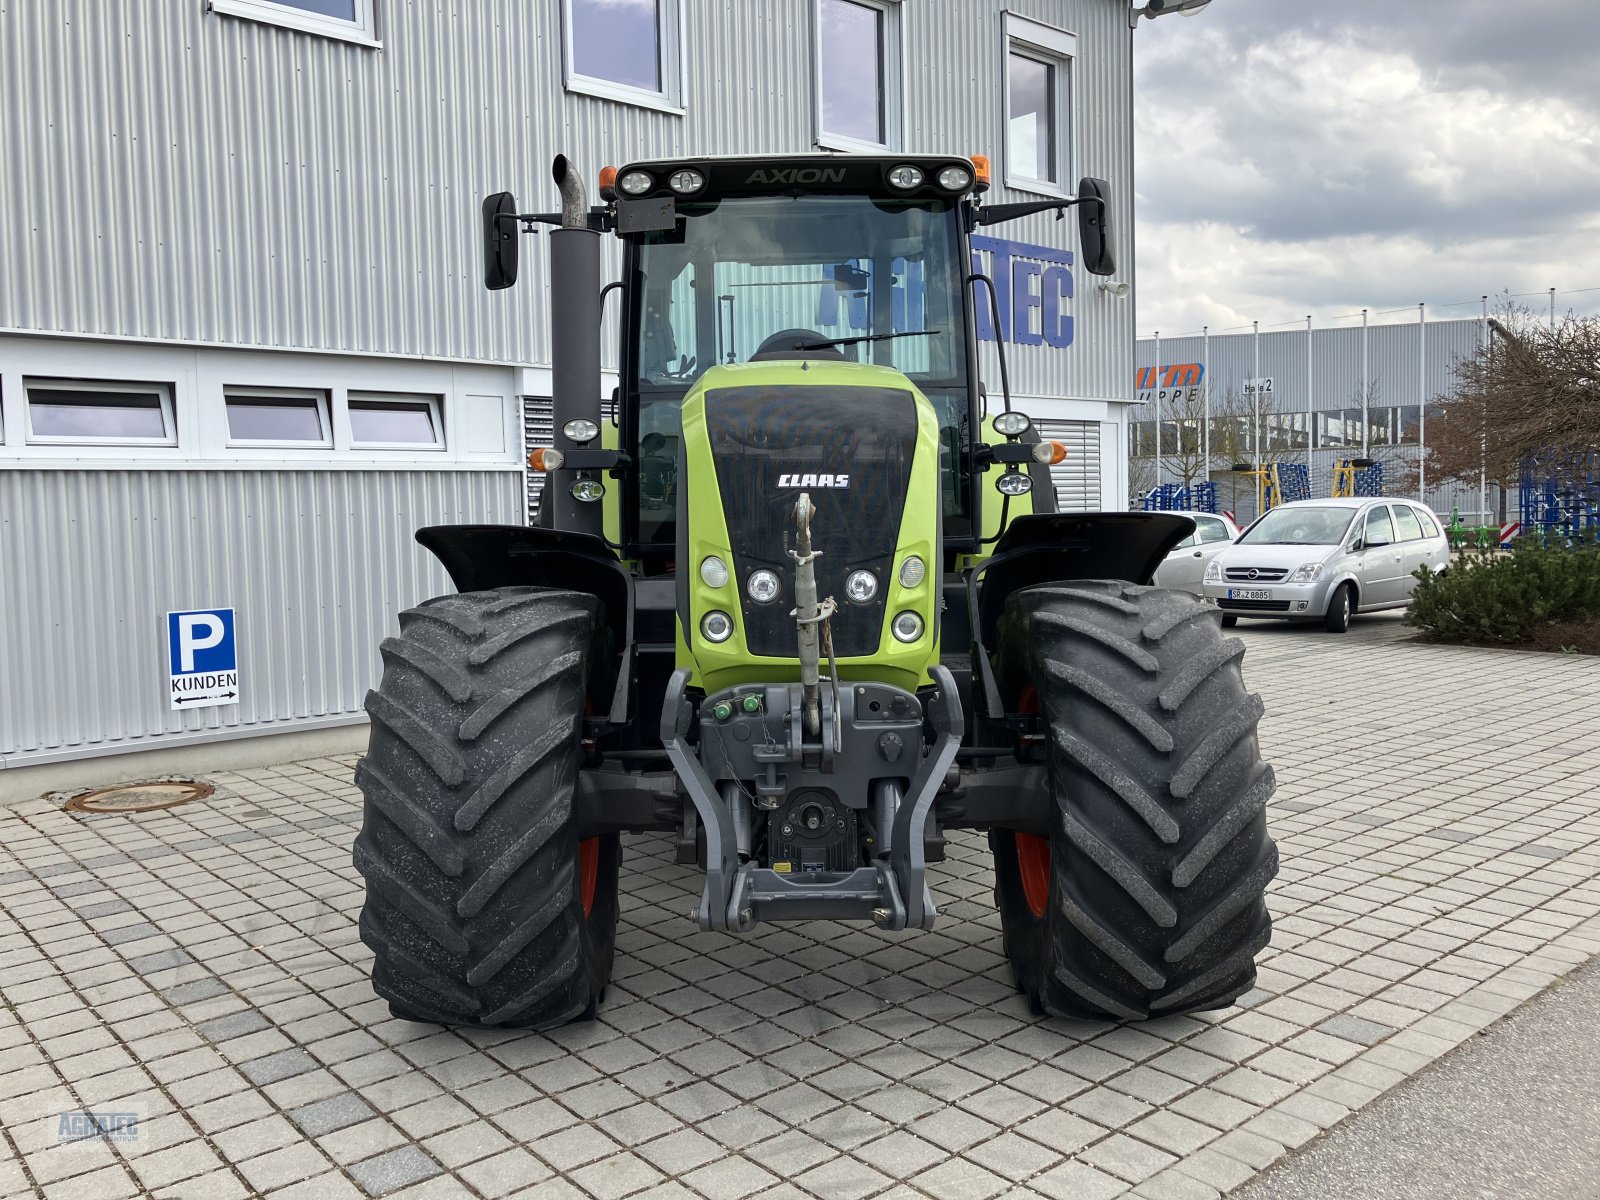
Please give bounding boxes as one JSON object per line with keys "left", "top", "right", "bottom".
{"left": 547, "top": 155, "right": 604, "bottom": 537}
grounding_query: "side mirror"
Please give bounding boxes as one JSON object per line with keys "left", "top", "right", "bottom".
{"left": 483, "top": 192, "right": 519, "bottom": 290}
{"left": 1076, "top": 177, "right": 1115, "bottom": 277}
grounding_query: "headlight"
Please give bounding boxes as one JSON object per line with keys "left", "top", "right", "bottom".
{"left": 845, "top": 570, "right": 879, "bottom": 604}
{"left": 1289, "top": 562, "right": 1325, "bottom": 583}
{"left": 618, "top": 169, "right": 653, "bottom": 196}
{"left": 668, "top": 169, "right": 705, "bottom": 194}
{"left": 701, "top": 611, "right": 733, "bottom": 643}
{"left": 996, "top": 471, "right": 1032, "bottom": 496}
{"left": 561, "top": 418, "right": 599, "bottom": 444}
{"left": 1204, "top": 560, "right": 1223, "bottom": 581}
{"left": 700, "top": 556, "right": 729, "bottom": 588}
{"left": 887, "top": 164, "right": 925, "bottom": 189}
{"left": 898, "top": 556, "right": 926, "bottom": 588}
{"left": 570, "top": 479, "right": 605, "bottom": 503}
{"left": 992, "top": 411, "right": 1032, "bottom": 437}
{"left": 891, "top": 611, "right": 924, "bottom": 643}
{"left": 937, "top": 164, "right": 973, "bottom": 191}
{"left": 747, "top": 569, "right": 780, "bottom": 604}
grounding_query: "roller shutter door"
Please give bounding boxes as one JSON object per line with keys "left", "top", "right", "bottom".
{"left": 523, "top": 396, "right": 553, "bottom": 523}
{"left": 1036, "top": 419, "right": 1102, "bottom": 511}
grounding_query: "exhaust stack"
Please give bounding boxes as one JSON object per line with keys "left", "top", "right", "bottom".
{"left": 547, "top": 155, "right": 604, "bottom": 537}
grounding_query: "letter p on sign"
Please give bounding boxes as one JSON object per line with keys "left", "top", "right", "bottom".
{"left": 167, "top": 608, "right": 237, "bottom": 676}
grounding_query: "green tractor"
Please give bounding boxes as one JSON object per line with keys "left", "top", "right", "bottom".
{"left": 353, "top": 153, "right": 1277, "bottom": 1029}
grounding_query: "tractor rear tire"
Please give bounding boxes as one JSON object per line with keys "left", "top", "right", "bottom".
{"left": 990, "top": 581, "right": 1277, "bottom": 1021}
{"left": 353, "top": 586, "right": 620, "bottom": 1029}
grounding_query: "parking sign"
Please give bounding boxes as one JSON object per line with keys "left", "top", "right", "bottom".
{"left": 167, "top": 608, "right": 240, "bottom": 710}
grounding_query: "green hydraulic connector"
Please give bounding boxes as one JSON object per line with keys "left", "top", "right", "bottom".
{"left": 712, "top": 700, "right": 734, "bottom": 722}
{"left": 741, "top": 694, "right": 762, "bottom": 714}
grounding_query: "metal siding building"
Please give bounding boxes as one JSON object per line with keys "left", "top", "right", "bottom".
{"left": 1134, "top": 318, "right": 1493, "bottom": 524}
{"left": 2, "top": 0, "right": 1139, "bottom": 772}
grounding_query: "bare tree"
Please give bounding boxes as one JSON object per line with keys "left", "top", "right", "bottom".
{"left": 1416, "top": 296, "right": 1600, "bottom": 521}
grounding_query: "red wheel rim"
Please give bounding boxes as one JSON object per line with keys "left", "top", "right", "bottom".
{"left": 578, "top": 837, "right": 600, "bottom": 917}
{"left": 1013, "top": 685, "right": 1049, "bottom": 918}
{"left": 1015, "top": 833, "right": 1051, "bottom": 919}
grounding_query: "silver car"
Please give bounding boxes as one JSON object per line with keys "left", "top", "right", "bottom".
{"left": 1151, "top": 510, "right": 1241, "bottom": 595}
{"left": 1201, "top": 497, "right": 1450, "bottom": 632}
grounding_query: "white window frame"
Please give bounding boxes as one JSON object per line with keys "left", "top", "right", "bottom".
{"left": 223, "top": 386, "right": 334, "bottom": 449}
{"left": 814, "top": 0, "right": 904, "bottom": 152}
{"left": 562, "top": 0, "right": 685, "bottom": 116}
{"left": 207, "top": 0, "right": 379, "bottom": 46}
{"left": 24, "top": 378, "right": 177, "bottom": 448}
{"left": 348, "top": 391, "right": 446, "bottom": 451}
{"left": 1003, "top": 13, "right": 1077, "bottom": 198}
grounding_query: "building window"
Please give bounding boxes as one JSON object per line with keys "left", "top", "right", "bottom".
{"left": 207, "top": 0, "right": 379, "bottom": 46}
{"left": 225, "top": 387, "right": 332, "bottom": 446}
{"left": 1004, "top": 15, "right": 1076, "bottom": 194}
{"left": 349, "top": 392, "right": 443, "bottom": 448}
{"left": 817, "top": 0, "right": 901, "bottom": 150}
{"left": 26, "top": 379, "right": 176, "bottom": 445}
{"left": 564, "top": 0, "right": 683, "bottom": 113}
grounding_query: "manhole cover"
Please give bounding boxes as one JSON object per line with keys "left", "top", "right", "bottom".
{"left": 64, "top": 780, "right": 214, "bottom": 814}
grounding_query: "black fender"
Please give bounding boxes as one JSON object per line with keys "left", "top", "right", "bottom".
{"left": 968, "top": 512, "right": 1195, "bottom": 717}
{"left": 415, "top": 524, "right": 635, "bottom": 723}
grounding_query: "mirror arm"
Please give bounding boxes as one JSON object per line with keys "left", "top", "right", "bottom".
{"left": 495, "top": 209, "right": 613, "bottom": 233}
{"left": 973, "top": 195, "right": 1102, "bottom": 228}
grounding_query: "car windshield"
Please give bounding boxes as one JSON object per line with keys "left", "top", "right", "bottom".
{"left": 1237, "top": 506, "right": 1355, "bottom": 546}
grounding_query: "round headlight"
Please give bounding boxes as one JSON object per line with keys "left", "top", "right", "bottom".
{"left": 993, "top": 411, "right": 1032, "bottom": 437}
{"left": 891, "top": 611, "right": 924, "bottom": 643}
{"left": 701, "top": 610, "right": 734, "bottom": 643}
{"left": 887, "top": 164, "right": 925, "bottom": 190}
{"left": 618, "top": 170, "right": 653, "bottom": 196}
{"left": 700, "top": 556, "right": 730, "bottom": 588}
{"left": 570, "top": 478, "right": 605, "bottom": 503}
{"left": 562, "top": 418, "right": 599, "bottom": 444}
{"left": 937, "top": 165, "right": 973, "bottom": 191}
{"left": 668, "top": 169, "right": 705, "bottom": 194}
{"left": 844, "top": 570, "right": 879, "bottom": 604}
{"left": 898, "top": 556, "right": 926, "bottom": 589}
{"left": 747, "top": 569, "right": 781, "bottom": 604}
{"left": 996, "top": 471, "right": 1033, "bottom": 496}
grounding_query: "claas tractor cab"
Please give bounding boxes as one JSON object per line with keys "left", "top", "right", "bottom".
{"left": 354, "top": 153, "right": 1277, "bottom": 1030}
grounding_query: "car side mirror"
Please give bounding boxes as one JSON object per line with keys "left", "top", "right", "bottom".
{"left": 1076, "top": 177, "right": 1115, "bottom": 277}
{"left": 483, "top": 191, "right": 519, "bottom": 290}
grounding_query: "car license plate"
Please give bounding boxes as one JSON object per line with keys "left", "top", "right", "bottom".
{"left": 1228, "top": 588, "right": 1272, "bottom": 601}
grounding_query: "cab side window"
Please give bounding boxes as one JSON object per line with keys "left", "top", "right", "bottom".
{"left": 1364, "top": 506, "right": 1395, "bottom": 545}
{"left": 1195, "top": 515, "right": 1231, "bottom": 543}
{"left": 1393, "top": 505, "right": 1424, "bottom": 542}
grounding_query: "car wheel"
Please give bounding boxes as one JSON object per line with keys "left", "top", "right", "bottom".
{"left": 1323, "top": 583, "right": 1353, "bottom": 633}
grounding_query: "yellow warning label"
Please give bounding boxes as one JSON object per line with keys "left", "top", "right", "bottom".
{"left": 771, "top": 861, "right": 792, "bottom": 874}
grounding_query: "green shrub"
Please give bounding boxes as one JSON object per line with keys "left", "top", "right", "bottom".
{"left": 1407, "top": 537, "right": 1600, "bottom": 644}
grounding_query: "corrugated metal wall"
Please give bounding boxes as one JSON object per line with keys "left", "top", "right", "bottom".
{"left": 0, "top": 468, "right": 523, "bottom": 765}
{"left": 0, "top": 0, "right": 1134, "bottom": 404}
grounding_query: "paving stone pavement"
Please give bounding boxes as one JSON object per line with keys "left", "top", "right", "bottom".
{"left": 4, "top": 612, "right": 1600, "bottom": 1200}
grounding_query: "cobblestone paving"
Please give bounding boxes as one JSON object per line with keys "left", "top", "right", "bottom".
{"left": 4, "top": 613, "right": 1600, "bottom": 1199}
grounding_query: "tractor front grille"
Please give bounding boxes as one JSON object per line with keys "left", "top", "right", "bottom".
{"left": 705, "top": 384, "right": 918, "bottom": 658}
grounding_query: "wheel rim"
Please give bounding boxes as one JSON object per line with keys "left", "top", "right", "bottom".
{"left": 1015, "top": 833, "right": 1051, "bottom": 918}
{"left": 578, "top": 837, "right": 600, "bottom": 917}
{"left": 1013, "top": 685, "right": 1050, "bottom": 919}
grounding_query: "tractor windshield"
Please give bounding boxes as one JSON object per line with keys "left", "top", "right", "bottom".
{"left": 629, "top": 195, "right": 972, "bottom": 546}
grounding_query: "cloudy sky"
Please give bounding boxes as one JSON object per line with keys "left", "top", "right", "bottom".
{"left": 1133, "top": 0, "right": 1600, "bottom": 338}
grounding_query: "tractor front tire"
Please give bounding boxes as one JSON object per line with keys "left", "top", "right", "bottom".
{"left": 991, "top": 581, "right": 1277, "bottom": 1021}
{"left": 354, "top": 586, "right": 620, "bottom": 1029}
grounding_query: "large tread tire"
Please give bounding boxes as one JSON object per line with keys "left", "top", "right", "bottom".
{"left": 353, "top": 586, "right": 620, "bottom": 1029}
{"left": 990, "top": 581, "right": 1277, "bottom": 1021}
